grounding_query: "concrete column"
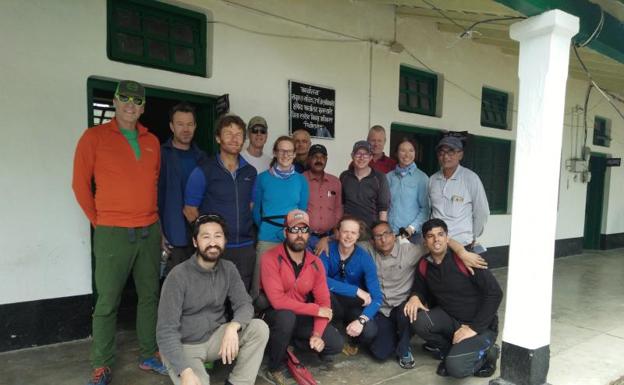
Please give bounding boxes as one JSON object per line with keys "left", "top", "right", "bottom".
{"left": 490, "top": 10, "right": 579, "bottom": 385}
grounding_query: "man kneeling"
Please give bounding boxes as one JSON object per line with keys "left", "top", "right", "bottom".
{"left": 409, "top": 218, "right": 502, "bottom": 378}
{"left": 157, "top": 214, "right": 269, "bottom": 385}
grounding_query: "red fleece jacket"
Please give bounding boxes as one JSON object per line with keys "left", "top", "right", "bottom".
{"left": 260, "top": 243, "right": 331, "bottom": 336}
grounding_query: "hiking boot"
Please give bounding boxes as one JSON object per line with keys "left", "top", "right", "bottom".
{"left": 398, "top": 349, "right": 416, "bottom": 369}
{"left": 474, "top": 343, "right": 499, "bottom": 378}
{"left": 436, "top": 361, "right": 449, "bottom": 377}
{"left": 86, "top": 366, "right": 112, "bottom": 385}
{"left": 266, "top": 368, "right": 289, "bottom": 385}
{"left": 139, "top": 352, "right": 168, "bottom": 375}
{"left": 318, "top": 355, "right": 335, "bottom": 371}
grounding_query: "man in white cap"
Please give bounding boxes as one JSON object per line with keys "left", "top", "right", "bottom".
{"left": 242, "top": 116, "right": 271, "bottom": 173}
{"left": 428, "top": 136, "right": 489, "bottom": 251}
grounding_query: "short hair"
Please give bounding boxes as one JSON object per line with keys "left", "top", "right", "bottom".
{"left": 370, "top": 220, "right": 392, "bottom": 234}
{"left": 421, "top": 218, "right": 448, "bottom": 237}
{"left": 368, "top": 125, "right": 386, "bottom": 137}
{"left": 169, "top": 102, "right": 197, "bottom": 123}
{"left": 215, "top": 114, "right": 246, "bottom": 137}
{"left": 336, "top": 215, "right": 365, "bottom": 240}
{"left": 192, "top": 213, "right": 229, "bottom": 240}
{"left": 270, "top": 135, "right": 296, "bottom": 167}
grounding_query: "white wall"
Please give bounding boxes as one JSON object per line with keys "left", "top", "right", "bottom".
{"left": 1, "top": 0, "right": 622, "bottom": 305}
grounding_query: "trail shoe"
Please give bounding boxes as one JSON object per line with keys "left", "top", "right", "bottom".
{"left": 139, "top": 353, "right": 168, "bottom": 375}
{"left": 436, "top": 361, "right": 449, "bottom": 377}
{"left": 87, "top": 366, "right": 112, "bottom": 385}
{"left": 398, "top": 349, "right": 416, "bottom": 369}
{"left": 342, "top": 342, "right": 359, "bottom": 356}
{"left": 266, "top": 367, "right": 289, "bottom": 385}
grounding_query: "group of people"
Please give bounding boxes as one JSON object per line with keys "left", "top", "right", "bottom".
{"left": 73, "top": 80, "right": 503, "bottom": 385}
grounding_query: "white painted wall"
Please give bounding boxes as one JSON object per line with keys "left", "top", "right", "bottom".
{"left": 0, "top": 0, "right": 622, "bottom": 305}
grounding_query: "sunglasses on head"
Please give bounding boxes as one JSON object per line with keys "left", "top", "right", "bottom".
{"left": 194, "top": 213, "right": 225, "bottom": 226}
{"left": 250, "top": 127, "right": 267, "bottom": 134}
{"left": 286, "top": 225, "right": 310, "bottom": 234}
{"left": 115, "top": 93, "right": 145, "bottom": 106}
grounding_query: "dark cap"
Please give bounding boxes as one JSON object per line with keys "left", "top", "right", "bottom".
{"left": 308, "top": 144, "right": 327, "bottom": 157}
{"left": 116, "top": 80, "right": 145, "bottom": 98}
{"left": 352, "top": 140, "right": 372, "bottom": 154}
{"left": 436, "top": 136, "right": 463, "bottom": 151}
{"left": 248, "top": 116, "right": 267, "bottom": 130}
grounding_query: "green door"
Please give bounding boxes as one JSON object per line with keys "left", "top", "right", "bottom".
{"left": 583, "top": 154, "right": 607, "bottom": 249}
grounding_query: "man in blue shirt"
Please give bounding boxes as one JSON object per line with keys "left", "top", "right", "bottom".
{"left": 158, "top": 102, "right": 207, "bottom": 274}
{"left": 183, "top": 114, "right": 257, "bottom": 292}
{"left": 320, "top": 216, "right": 382, "bottom": 355}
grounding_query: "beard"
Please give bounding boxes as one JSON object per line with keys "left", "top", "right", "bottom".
{"left": 197, "top": 245, "right": 224, "bottom": 263}
{"left": 286, "top": 236, "right": 307, "bottom": 252}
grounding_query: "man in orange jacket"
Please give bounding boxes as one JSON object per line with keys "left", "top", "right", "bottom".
{"left": 72, "top": 80, "right": 167, "bottom": 385}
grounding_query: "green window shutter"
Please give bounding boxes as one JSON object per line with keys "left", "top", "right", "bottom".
{"left": 399, "top": 66, "right": 437, "bottom": 116}
{"left": 592, "top": 116, "right": 610, "bottom": 147}
{"left": 107, "top": 0, "right": 207, "bottom": 77}
{"left": 481, "top": 87, "right": 509, "bottom": 130}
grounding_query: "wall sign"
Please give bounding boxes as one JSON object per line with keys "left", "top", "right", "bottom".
{"left": 289, "top": 80, "right": 335, "bottom": 139}
{"left": 606, "top": 157, "right": 621, "bottom": 167}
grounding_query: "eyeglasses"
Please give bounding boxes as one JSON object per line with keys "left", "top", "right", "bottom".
{"left": 286, "top": 225, "right": 310, "bottom": 234}
{"left": 250, "top": 127, "right": 267, "bottom": 134}
{"left": 276, "top": 149, "right": 295, "bottom": 156}
{"left": 437, "top": 148, "right": 461, "bottom": 157}
{"left": 372, "top": 231, "right": 393, "bottom": 240}
{"left": 353, "top": 152, "right": 371, "bottom": 159}
{"left": 115, "top": 93, "right": 145, "bottom": 106}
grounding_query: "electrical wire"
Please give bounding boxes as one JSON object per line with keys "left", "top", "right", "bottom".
{"left": 420, "top": 0, "right": 467, "bottom": 30}
{"left": 459, "top": 16, "right": 527, "bottom": 38}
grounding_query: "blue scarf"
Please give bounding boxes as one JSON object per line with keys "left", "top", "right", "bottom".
{"left": 395, "top": 163, "right": 416, "bottom": 177}
{"left": 270, "top": 164, "right": 296, "bottom": 179}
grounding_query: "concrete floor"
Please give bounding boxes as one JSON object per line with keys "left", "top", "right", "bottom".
{"left": 2, "top": 249, "right": 624, "bottom": 385}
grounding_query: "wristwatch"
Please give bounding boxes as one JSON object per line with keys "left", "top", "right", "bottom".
{"left": 357, "top": 316, "right": 367, "bottom": 325}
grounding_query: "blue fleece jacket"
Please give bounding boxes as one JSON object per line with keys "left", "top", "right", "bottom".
{"left": 158, "top": 139, "right": 207, "bottom": 247}
{"left": 252, "top": 170, "right": 309, "bottom": 242}
{"left": 320, "top": 241, "right": 382, "bottom": 319}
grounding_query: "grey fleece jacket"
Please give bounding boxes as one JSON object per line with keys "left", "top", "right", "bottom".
{"left": 156, "top": 255, "right": 253, "bottom": 375}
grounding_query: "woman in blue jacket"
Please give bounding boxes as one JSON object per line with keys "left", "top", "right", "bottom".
{"left": 251, "top": 135, "right": 309, "bottom": 297}
{"left": 387, "top": 137, "right": 430, "bottom": 243}
{"left": 320, "top": 216, "right": 381, "bottom": 354}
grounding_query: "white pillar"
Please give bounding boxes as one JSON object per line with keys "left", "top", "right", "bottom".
{"left": 492, "top": 10, "right": 579, "bottom": 385}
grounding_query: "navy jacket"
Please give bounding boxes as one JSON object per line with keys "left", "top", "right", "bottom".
{"left": 158, "top": 139, "right": 207, "bottom": 247}
{"left": 193, "top": 155, "right": 257, "bottom": 247}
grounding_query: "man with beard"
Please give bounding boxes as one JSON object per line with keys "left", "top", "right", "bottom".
{"left": 159, "top": 102, "right": 207, "bottom": 273}
{"left": 303, "top": 144, "right": 342, "bottom": 254}
{"left": 157, "top": 214, "right": 269, "bottom": 385}
{"left": 260, "top": 210, "right": 344, "bottom": 385}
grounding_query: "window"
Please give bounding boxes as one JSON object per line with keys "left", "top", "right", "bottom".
{"left": 390, "top": 124, "right": 511, "bottom": 214}
{"left": 399, "top": 66, "right": 438, "bottom": 116}
{"left": 593, "top": 116, "right": 610, "bottom": 147}
{"left": 481, "top": 87, "right": 509, "bottom": 129}
{"left": 107, "top": 0, "right": 207, "bottom": 77}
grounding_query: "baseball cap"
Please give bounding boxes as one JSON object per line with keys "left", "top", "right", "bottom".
{"left": 352, "top": 140, "right": 372, "bottom": 154}
{"left": 248, "top": 116, "right": 268, "bottom": 130}
{"left": 116, "top": 80, "right": 145, "bottom": 98}
{"left": 436, "top": 136, "right": 463, "bottom": 151}
{"left": 285, "top": 209, "right": 310, "bottom": 227}
{"left": 308, "top": 144, "right": 327, "bottom": 157}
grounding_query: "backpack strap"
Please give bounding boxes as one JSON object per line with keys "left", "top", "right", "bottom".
{"left": 452, "top": 253, "right": 470, "bottom": 277}
{"left": 418, "top": 258, "right": 428, "bottom": 278}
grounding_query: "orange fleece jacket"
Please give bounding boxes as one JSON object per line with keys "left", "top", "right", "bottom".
{"left": 72, "top": 118, "right": 160, "bottom": 227}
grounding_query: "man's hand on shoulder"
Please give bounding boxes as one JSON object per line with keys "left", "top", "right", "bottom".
{"left": 218, "top": 322, "right": 241, "bottom": 364}
{"left": 457, "top": 250, "right": 488, "bottom": 275}
{"left": 452, "top": 324, "right": 477, "bottom": 344}
{"left": 180, "top": 368, "right": 202, "bottom": 385}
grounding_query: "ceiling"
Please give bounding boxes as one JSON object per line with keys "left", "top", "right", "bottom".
{"left": 366, "top": 0, "right": 624, "bottom": 95}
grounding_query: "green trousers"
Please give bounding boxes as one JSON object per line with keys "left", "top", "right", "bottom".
{"left": 91, "top": 222, "right": 161, "bottom": 368}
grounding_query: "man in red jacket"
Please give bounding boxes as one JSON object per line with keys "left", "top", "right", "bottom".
{"left": 260, "top": 210, "right": 344, "bottom": 385}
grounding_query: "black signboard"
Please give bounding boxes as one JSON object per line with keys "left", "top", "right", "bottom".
{"left": 606, "top": 157, "right": 621, "bottom": 167}
{"left": 289, "top": 81, "right": 335, "bottom": 139}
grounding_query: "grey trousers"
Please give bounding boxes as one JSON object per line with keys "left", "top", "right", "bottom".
{"left": 162, "top": 319, "right": 269, "bottom": 385}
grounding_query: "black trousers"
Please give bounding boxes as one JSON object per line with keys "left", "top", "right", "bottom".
{"left": 412, "top": 307, "right": 496, "bottom": 378}
{"left": 222, "top": 245, "right": 256, "bottom": 293}
{"left": 368, "top": 302, "right": 413, "bottom": 360}
{"left": 330, "top": 294, "right": 378, "bottom": 345}
{"left": 262, "top": 308, "right": 345, "bottom": 371}
{"left": 165, "top": 245, "right": 195, "bottom": 275}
